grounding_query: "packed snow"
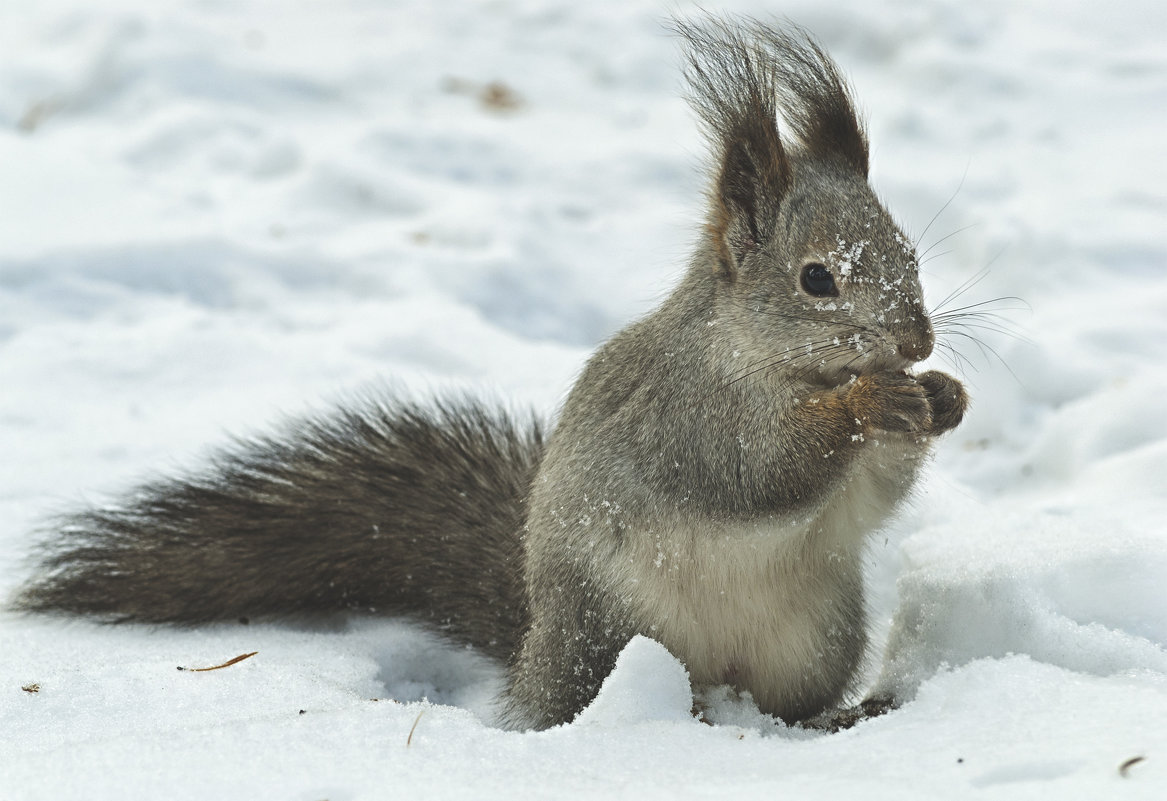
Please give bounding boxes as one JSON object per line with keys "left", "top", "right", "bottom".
{"left": 2, "top": 0, "right": 1165, "bottom": 798}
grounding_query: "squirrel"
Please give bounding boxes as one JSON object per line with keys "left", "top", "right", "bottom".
{"left": 13, "top": 16, "right": 968, "bottom": 731}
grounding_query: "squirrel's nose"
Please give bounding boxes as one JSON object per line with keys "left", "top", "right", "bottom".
{"left": 895, "top": 312, "right": 934, "bottom": 362}
{"left": 896, "top": 326, "right": 934, "bottom": 362}
{"left": 897, "top": 339, "right": 932, "bottom": 362}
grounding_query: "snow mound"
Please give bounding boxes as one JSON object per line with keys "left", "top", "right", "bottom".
{"left": 875, "top": 489, "right": 1167, "bottom": 699}
{"left": 572, "top": 636, "right": 694, "bottom": 727}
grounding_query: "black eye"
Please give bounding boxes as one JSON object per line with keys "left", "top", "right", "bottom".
{"left": 800, "top": 263, "right": 838, "bottom": 297}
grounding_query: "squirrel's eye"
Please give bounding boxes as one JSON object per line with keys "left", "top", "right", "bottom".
{"left": 800, "top": 263, "right": 838, "bottom": 297}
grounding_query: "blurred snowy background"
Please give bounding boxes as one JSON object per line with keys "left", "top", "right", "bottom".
{"left": 2, "top": 0, "right": 1165, "bottom": 798}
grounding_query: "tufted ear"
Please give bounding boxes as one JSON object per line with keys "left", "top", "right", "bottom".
{"left": 675, "top": 17, "right": 793, "bottom": 277}
{"left": 676, "top": 16, "right": 871, "bottom": 276}
{"left": 709, "top": 106, "right": 791, "bottom": 276}
{"left": 755, "top": 25, "right": 869, "bottom": 177}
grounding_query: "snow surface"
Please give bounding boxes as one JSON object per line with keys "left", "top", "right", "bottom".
{"left": 2, "top": 0, "right": 1166, "bottom": 798}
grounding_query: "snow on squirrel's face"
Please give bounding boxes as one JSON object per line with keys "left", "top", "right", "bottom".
{"left": 729, "top": 160, "right": 934, "bottom": 389}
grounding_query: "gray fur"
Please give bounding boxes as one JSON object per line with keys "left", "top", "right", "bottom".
{"left": 17, "top": 398, "right": 541, "bottom": 663}
{"left": 13, "top": 17, "right": 968, "bottom": 731}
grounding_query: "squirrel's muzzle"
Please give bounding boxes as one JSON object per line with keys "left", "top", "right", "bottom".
{"left": 895, "top": 318, "right": 935, "bottom": 362}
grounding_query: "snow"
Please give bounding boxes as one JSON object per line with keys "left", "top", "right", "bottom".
{"left": 2, "top": 0, "right": 1165, "bottom": 798}
{"left": 572, "top": 636, "right": 694, "bottom": 728}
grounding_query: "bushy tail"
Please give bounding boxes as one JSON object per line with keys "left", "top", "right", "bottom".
{"left": 14, "top": 395, "right": 543, "bottom": 662}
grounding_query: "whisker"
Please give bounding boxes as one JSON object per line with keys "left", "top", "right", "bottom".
{"left": 918, "top": 249, "right": 955, "bottom": 269}
{"left": 917, "top": 223, "right": 978, "bottom": 261}
{"left": 929, "top": 268, "right": 992, "bottom": 315}
{"left": 753, "top": 309, "right": 869, "bottom": 332}
{"left": 767, "top": 350, "right": 867, "bottom": 403}
{"left": 935, "top": 319, "right": 1033, "bottom": 347}
{"left": 720, "top": 340, "right": 856, "bottom": 387}
{"left": 940, "top": 330, "right": 1023, "bottom": 385}
{"left": 935, "top": 309, "right": 1028, "bottom": 330}
{"left": 711, "top": 338, "right": 865, "bottom": 399}
{"left": 913, "top": 163, "right": 969, "bottom": 249}
{"left": 933, "top": 313, "right": 1027, "bottom": 333}
{"left": 933, "top": 340, "right": 976, "bottom": 376}
{"left": 932, "top": 296, "right": 1031, "bottom": 317}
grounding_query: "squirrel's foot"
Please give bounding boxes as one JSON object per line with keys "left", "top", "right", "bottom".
{"left": 847, "top": 372, "right": 932, "bottom": 433}
{"left": 916, "top": 370, "right": 969, "bottom": 434}
{"left": 797, "top": 692, "right": 898, "bottom": 734}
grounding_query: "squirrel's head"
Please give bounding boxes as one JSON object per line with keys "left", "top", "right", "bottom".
{"left": 678, "top": 17, "right": 933, "bottom": 387}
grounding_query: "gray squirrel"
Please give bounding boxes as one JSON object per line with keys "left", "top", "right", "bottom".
{"left": 14, "top": 16, "right": 968, "bottom": 731}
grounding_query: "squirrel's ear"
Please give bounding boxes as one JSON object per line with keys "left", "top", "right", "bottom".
{"left": 710, "top": 110, "right": 791, "bottom": 277}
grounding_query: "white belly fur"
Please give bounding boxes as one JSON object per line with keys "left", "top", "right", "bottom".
{"left": 609, "top": 438, "right": 924, "bottom": 719}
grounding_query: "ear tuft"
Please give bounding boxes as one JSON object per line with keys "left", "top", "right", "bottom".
{"left": 673, "top": 15, "right": 871, "bottom": 275}
{"left": 674, "top": 18, "right": 792, "bottom": 276}
{"left": 753, "top": 24, "right": 869, "bottom": 176}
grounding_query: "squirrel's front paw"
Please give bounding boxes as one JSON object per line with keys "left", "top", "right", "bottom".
{"left": 916, "top": 370, "right": 968, "bottom": 434}
{"left": 847, "top": 372, "right": 932, "bottom": 433}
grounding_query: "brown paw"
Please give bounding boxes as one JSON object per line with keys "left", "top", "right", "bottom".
{"left": 847, "top": 371, "right": 932, "bottom": 433}
{"left": 798, "top": 693, "right": 899, "bottom": 733}
{"left": 916, "top": 370, "right": 969, "bottom": 434}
